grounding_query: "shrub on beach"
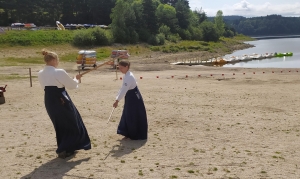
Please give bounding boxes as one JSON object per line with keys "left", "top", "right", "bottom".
{"left": 72, "top": 29, "right": 95, "bottom": 47}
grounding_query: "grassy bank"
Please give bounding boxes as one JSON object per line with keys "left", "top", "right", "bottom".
{"left": 0, "top": 30, "right": 73, "bottom": 46}
{"left": 0, "top": 29, "right": 254, "bottom": 67}
{"left": 150, "top": 34, "right": 254, "bottom": 54}
{"left": 0, "top": 28, "right": 113, "bottom": 47}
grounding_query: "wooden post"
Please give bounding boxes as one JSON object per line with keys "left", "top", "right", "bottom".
{"left": 29, "top": 68, "right": 32, "bottom": 87}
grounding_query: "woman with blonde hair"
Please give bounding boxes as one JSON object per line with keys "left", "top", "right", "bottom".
{"left": 113, "top": 60, "right": 148, "bottom": 140}
{"left": 38, "top": 49, "right": 91, "bottom": 159}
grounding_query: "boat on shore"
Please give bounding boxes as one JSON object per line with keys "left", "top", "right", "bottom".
{"left": 274, "top": 52, "right": 293, "bottom": 57}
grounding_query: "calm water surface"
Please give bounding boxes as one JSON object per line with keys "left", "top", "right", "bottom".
{"left": 223, "top": 37, "right": 300, "bottom": 68}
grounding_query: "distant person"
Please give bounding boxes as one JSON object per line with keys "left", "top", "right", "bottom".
{"left": 113, "top": 60, "right": 148, "bottom": 140}
{"left": 38, "top": 49, "right": 91, "bottom": 159}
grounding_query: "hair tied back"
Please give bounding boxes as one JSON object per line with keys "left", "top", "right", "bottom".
{"left": 42, "top": 49, "right": 48, "bottom": 56}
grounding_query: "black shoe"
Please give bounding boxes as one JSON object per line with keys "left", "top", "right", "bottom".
{"left": 58, "top": 151, "right": 67, "bottom": 159}
{"left": 66, "top": 151, "right": 75, "bottom": 157}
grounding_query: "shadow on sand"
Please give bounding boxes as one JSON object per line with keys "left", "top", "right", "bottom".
{"left": 21, "top": 155, "right": 90, "bottom": 179}
{"left": 104, "top": 139, "right": 147, "bottom": 159}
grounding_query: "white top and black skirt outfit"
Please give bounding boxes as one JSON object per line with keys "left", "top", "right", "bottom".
{"left": 38, "top": 66, "right": 91, "bottom": 154}
{"left": 116, "top": 71, "right": 148, "bottom": 140}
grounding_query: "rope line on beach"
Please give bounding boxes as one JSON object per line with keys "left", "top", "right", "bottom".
{"left": 118, "top": 70, "right": 299, "bottom": 80}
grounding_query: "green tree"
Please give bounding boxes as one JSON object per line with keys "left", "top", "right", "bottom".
{"left": 223, "top": 24, "right": 235, "bottom": 37}
{"left": 110, "top": 0, "right": 138, "bottom": 43}
{"left": 87, "top": 0, "right": 116, "bottom": 25}
{"left": 193, "top": 7, "right": 207, "bottom": 24}
{"left": 175, "top": 0, "right": 190, "bottom": 29}
{"left": 200, "top": 20, "right": 219, "bottom": 42}
{"left": 214, "top": 10, "right": 225, "bottom": 37}
{"left": 142, "top": 0, "right": 159, "bottom": 34}
{"left": 156, "top": 4, "right": 178, "bottom": 32}
{"left": 160, "top": 0, "right": 189, "bottom": 7}
{"left": 237, "top": 20, "right": 254, "bottom": 35}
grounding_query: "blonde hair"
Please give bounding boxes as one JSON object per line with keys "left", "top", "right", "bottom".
{"left": 42, "top": 49, "right": 58, "bottom": 63}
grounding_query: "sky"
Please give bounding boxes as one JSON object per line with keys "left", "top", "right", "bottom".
{"left": 189, "top": 0, "right": 300, "bottom": 17}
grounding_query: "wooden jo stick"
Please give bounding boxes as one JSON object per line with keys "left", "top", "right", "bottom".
{"left": 107, "top": 107, "right": 115, "bottom": 124}
{"left": 80, "top": 60, "right": 113, "bottom": 76}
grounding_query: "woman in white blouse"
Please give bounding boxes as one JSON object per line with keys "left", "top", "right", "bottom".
{"left": 113, "top": 60, "right": 148, "bottom": 140}
{"left": 38, "top": 49, "right": 91, "bottom": 159}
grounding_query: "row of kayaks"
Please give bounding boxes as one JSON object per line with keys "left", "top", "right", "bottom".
{"left": 226, "top": 52, "right": 293, "bottom": 61}
{"left": 170, "top": 52, "right": 293, "bottom": 66}
{"left": 212, "top": 52, "right": 294, "bottom": 64}
{"left": 274, "top": 52, "right": 293, "bottom": 57}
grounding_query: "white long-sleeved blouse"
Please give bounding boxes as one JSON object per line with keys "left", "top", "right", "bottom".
{"left": 116, "top": 71, "right": 137, "bottom": 101}
{"left": 38, "top": 66, "right": 79, "bottom": 90}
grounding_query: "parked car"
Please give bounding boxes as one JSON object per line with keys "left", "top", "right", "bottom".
{"left": 11, "top": 23, "right": 38, "bottom": 30}
{"left": 11, "top": 23, "right": 25, "bottom": 30}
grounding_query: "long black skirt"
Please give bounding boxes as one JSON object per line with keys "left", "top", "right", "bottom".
{"left": 117, "top": 86, "right": 148, "bottom": 140}
{"left": 44, "top": 86, "right": 91, "bottom": 154}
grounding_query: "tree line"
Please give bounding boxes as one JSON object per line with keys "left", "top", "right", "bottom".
{"left": 0, "top": 0, "right": 116, "bottom": 26}
{"left": 0, "top": 0, "right": 236, "bottom": 45}
{"left": 221, "top": 15, "right": 300, "bottom": 36}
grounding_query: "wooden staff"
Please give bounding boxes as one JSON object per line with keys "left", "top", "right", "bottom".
{"left": 107, "top": 107, "right": 115, "bottom": 124}
{"left": 80, "top": 60, "right": 113, "bottom": 76}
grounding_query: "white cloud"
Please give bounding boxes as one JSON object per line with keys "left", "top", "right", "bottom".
{"left": 232, "top": 0, "right": 252, "bottom": 11}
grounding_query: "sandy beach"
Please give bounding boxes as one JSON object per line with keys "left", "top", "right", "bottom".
{"left": 1, "top": 53, "right": 300, "bottom": 179}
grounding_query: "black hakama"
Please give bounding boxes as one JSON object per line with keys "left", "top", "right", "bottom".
{"left": 44, "top": 86, "right": 91, "bottom": 154}
{"left": 117, "top": 87, "right": 148, "bottom": 140}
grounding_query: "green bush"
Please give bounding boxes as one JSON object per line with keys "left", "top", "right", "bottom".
{"left": 147, "top": 35, "right": 159, "bottom": 45}
{"left": 168, "top": 33, "right": 181, "bottom": 43}
{"left": 223, "top": 30, "right": 235, "bottom": 37}
{"left": 200, "top": 41, "right": 209, "bottom": 46}
{"left": 150, "top": 46, "right": 160, "bottom": 51}
{"left": 162, "top": 48, "right": 170, "bottom": 53}
{"left": 177, "top": 29, "right": 192, "bottom": 40}
{"left": 169, "top": 45, "right": 179, "bottom": 52}
{"left": 159, "top": 25, "right": 171, "bottom": 38}
{"left": 157, "top": 33, "right": 165, "bottom": 45}
{"left": 92, "top": 27, "right": 114, "bottom": 46}
{"left": 179, "top": 46, "right": 187, "bottom": 50}
{"left": 73, "top": 28, "right": 114, "bottom": 47}
{"left": 73, "top": 29, "right": 95, "bottom": 46}
{"left": 187, "top": 46, "right": 201, "bottom": 50}
{"left": 203, "top": 47, "right": 210, "bottom": 51}
{"left": 189, "top": 27, "right": 203, "bottom": 41}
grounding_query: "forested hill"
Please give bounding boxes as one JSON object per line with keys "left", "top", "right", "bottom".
{"left": 217, "top": 15, "right": 300, "bottom": 36}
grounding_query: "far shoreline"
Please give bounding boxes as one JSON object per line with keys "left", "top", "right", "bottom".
{"left": 251, "top": 34, "right": 300, "bottom": 40}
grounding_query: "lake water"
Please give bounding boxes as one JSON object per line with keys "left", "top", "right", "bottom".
{"left": 223, "top": 37, "right": 300, "bottom": 68}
